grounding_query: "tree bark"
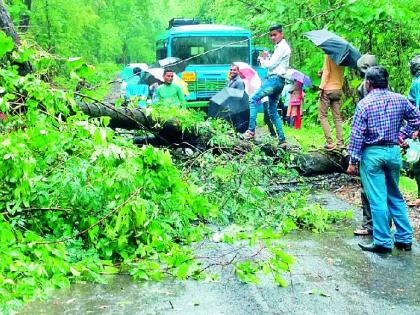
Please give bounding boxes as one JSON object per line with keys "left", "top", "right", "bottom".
{"left": 77, "top": 100, "right": 349, "bottom": 175}
{"left": 0, "top": 0, "right": 33, "bottom": 75}
{"left": 20, "top": 0, "right": 32, "bottom": 33}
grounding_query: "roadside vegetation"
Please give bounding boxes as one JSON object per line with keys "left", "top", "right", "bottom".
{"left": 1, "top": 0, "right": 419, "bottom": 313}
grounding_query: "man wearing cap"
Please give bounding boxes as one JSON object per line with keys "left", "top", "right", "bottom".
{"left": 243, "top": 24, "right": 290, "bottom": 147}
{"left": 348, "top": 66, "right": 420, "bottom": 253}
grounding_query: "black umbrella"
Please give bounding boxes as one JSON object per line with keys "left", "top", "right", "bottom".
{"left": 208, "top": 87, "right": 249, "bottom": 133}
{"left": 304, "top": 29, "right": 361, "bottom": 68}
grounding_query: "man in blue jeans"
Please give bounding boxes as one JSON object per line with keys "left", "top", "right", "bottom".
{"left": 348, "top": 66, "right": 420, "bottom": 253}
{"left": 243, "top": 24, "right": 291, "bottom": 147}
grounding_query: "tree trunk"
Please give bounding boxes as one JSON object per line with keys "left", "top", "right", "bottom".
{"left": 0, "top": 0, "right": 33, "bottom": 75}
{"left": 20, "top": 0, "right": 31, "bottom": 33}
{"left": 77, "top": 100, "right": 350, "bottom": 175}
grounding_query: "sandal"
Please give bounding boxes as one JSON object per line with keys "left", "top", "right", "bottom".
{"left": 279, "top": 140, "right": 288, "bottom": 149}
{"left": 353, "top": 229, "right": 372, "bottom": 236}
{"left": 324, "top": 143, "right": 335, "bottom": 151}
{"left": 243, "top": 130, "right": 255, "bottom": 140}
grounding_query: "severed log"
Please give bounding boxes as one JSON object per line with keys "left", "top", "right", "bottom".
{"left": 292, "top": 149, "right": 349, "bottom": 176}
{"left": 0, "top": 0, "right": 33, "bottom": 75}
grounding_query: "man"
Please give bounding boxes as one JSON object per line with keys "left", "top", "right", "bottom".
{"left": 318, "top": 55, "right": 345, "bottom": 150}
{"left": 353, "top": 54, "right": 377, "bottom": 236}
{"left": 125, "top": 67, "right": 149, "bottom": 106}
{"left": 348, "top": 66, "right": 420, "bottom": 253}
{"left": 243, "top": 24, "right": 290, "bottom": 147}
{"left": 154, "top": 69, "right": 186, "bottom": 107}
{"left": 407, "top": 55, "right": 420, "bottom": 206}
{"left": 227, "top": 64, "right": 245, "bottom": 90}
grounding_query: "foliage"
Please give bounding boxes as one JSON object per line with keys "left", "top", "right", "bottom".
{"left": 0, "top": 62, "right": 216, "bottom": 311}
{"left": 5, "top": 0, "right": 207, "bottom": 65}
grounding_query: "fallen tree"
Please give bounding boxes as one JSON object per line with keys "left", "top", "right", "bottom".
{"left": 77, "top": 97, "right": 349, "bottom": 176}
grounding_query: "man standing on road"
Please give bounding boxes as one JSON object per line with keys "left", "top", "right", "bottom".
{"left": 243, "top": 24, "right": 290, "bottom": 147}
{"left": 407, "top": 55, "right": 420, "bottom": 207}
{"left": 318, "top": 55, "right": 345, "bottom": 150}
{"left": 154, "top": 69, "right": 186, "bottom": 107}
{"left": 348, "top": 66, "right": 420, "bottom": 253}
{"left": 353, "top": 54, "right": 377, "bottom": 236}
{"left": 227, "top": 64, "right": 245, "bottom": 90}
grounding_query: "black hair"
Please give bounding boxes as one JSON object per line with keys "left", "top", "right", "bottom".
{"left": 365, "top": 66, "right": 388, "bottom": 89}
{"left": 163, "top": 68, "right": 174, "bottom": 75}
{"left": 269, "top": 24, "right": 283, "bottom": 32}
{"left": 230, "top": 63, "right": 239, "bottom": 70}
{"left": 409, "top": 55, "right": 420, "bottom": 77}
{"left": 133, "top": 67, "right": 142, "bottom": 75}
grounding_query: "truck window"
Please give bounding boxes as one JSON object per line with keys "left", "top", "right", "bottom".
{"left": 171, "top": 36, "right": 250, "bottom": 65}
{"left": 156, "top": 39, "right": 168, "bottom": 60}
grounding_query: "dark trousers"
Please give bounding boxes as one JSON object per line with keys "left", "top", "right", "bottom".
{"left": 361, "top": 184, "right": 372, "bottom": 232}
{"left": 413, "top": 160, "right": 420, "bottom": 198}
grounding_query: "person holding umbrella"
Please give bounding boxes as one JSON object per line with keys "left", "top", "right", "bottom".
{"left": 304, "top": 29, "right": 361, "bottom": 150}
{"left": 243, "top": 24, "right": 290, "bottom": 147}
{"left": 318, "top": 55, "right": 345, "bottom": 150}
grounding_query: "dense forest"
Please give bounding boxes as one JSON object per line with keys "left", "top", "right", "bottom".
{"left": 0, "top": 0, "right": 419, "bottom": 312}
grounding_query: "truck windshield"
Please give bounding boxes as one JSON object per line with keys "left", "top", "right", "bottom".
{"left": 171, "top": 36, "right": 250, "bottom": 65}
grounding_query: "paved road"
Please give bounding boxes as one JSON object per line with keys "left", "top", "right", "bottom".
{"left": 22, "top": 192, "right": 420, "bottom": 315}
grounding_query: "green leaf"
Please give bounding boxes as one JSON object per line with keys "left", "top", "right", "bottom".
{"left": 0, "top": 31, "right": 14, "bottom": 58}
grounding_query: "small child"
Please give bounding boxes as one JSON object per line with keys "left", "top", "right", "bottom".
{"left": 286, "top": 81, "right": 304, "bottom": 128}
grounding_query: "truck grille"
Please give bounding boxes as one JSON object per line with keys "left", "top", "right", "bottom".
{"left": 196, "top": 79, "right": 227, "bottom": 98}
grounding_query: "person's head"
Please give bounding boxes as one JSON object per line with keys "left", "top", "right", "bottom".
{"left": 357, "top": 54, "right": 377, "bottom": 78}
{"left": 163, "top": 68, "right": 174, "bottom": 84}
{"left": 230, "top": 64, "right": 240, "bottom": 79}
{"left": 268, "top": 24, "right": 284, "bottom": 44}
{"left": 133, "top": 67, "right": 142, "bottom": 76}
{"left": 409, "top": 55, "right": 420, "bottom": 77}
{"left": 364, "top": 66, "right": 388, "bottom": 92}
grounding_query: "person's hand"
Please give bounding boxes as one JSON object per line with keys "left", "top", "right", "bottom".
{"left": 398, "top": 136, "right": 408, "bottom": 148}
{"left": 318, "top": 90, "right": 323, "bottom": 98}
{"left": 261, "top": 50, "right": 268, "bottom": 59}
{"left": 347, "top": 164, "right": 358, "bottom": 176}
{"left": 412, "top": 130, "right": 419, "bottom": 139}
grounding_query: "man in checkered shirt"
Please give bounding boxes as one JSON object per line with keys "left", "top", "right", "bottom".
{"left": 348, "top": 66, "right": 420, "bottom": 253}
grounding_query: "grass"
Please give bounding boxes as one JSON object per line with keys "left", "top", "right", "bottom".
{"left": 400, "top": 176, "right": 418, "bottom": 198}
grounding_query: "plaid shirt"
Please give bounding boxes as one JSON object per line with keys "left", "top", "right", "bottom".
{"left": 348, "top": 88, "right": 420, "bottom": 164}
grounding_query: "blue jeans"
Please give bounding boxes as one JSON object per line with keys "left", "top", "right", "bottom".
{"left": 248, "top": 75, "right": 285, "bottom": 141}
{"left": 360, "top": 146, "right": 413, "bottom": 248}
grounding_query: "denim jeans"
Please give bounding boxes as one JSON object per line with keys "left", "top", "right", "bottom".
{"left": 360, "top": 146, "right": 413, "bottom": 248}
{"left": 248, "top": 75, "right": 285, "bottom": 141}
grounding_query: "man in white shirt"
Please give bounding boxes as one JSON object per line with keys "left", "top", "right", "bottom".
{"left": 243, "top": 24, "right": 291, "bottom": 147}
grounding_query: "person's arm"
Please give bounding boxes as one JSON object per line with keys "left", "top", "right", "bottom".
{"left": 407, "top": 80, "right": 418, "bottom": 106}
{"left": 152, "top": 86, "right": 160, "bottom": 103}
{"left": 400, "top": 99, "right": 420, "bottom": 139}
{"left": 348, "top": 104, "right": 367, "bottom": 164}
{"left": 177, "top": 86, "right": 186, "bottom": 107}
{"left": 319, "top": 56, "right": 330, "bottom": 90}
{"left": 260, "top": 42, "right": 287, "bottom": 70}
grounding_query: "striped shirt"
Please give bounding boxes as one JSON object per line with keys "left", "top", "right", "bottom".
{"left": 348, "top": 88, "right": 420, "bottom": 164}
